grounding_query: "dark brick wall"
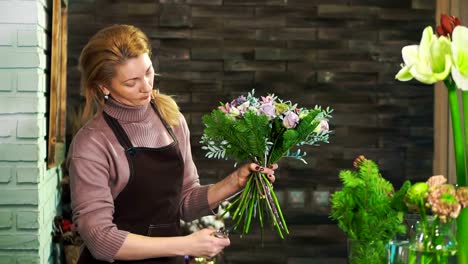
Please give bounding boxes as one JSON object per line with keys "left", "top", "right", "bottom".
{"left": 66, "top": 0, "right": 435, "bottom": 263}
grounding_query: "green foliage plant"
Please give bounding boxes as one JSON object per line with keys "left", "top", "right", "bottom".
{"left": 330, "top": 155, "right": 408, "bottom": 264}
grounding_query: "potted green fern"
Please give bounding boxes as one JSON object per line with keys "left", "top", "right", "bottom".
{"left": 330, "top": 155, "right": 409, "bottom": 264}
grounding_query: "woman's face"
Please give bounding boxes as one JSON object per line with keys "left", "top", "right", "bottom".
{"left": 102, "top": 53, "right": 155, "bottom": 107}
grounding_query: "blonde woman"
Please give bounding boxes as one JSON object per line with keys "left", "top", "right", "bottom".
{"left": 67, "top": 24, "right": 277, "bottom": 264}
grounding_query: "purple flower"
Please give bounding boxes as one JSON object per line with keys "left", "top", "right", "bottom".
{"left": 282, "top": 111, "right": 299, "bottom": 128}
{"left": 231, "top": 95, "right": 247, "bottom": 107}
{"left": 260, "top": 102, "right": 276, "bottom": 120}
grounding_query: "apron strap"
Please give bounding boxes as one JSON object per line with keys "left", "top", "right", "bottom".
{"left": 150, "top": 102, "right": 179, "bottom": 145}
{"left": 103, "top": 111, "right": 134, "bottom": 150}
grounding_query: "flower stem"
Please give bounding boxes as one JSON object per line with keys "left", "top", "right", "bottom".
{"left": 457, "top": 209, "right": 468, "bottom": 264}
{"left": 445, "top": 78, "right": 466, "bottom": 186}
{"left": 445, "top": 78, "right": 468, "bottom": 264}
{"left": 463, "top": 90, "right": 468, "bottom": 185}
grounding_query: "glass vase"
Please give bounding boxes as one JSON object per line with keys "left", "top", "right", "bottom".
{"left": 387, "top": 213, "right": 421, "bottom": 264}
{"left": 348, "top": 239, "right": 386, "bottom": 264}
{"left": 408, "top": 218, "right": 457, "bottom": 264}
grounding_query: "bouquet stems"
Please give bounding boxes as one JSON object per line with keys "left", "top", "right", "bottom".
{"left": 228, "top": 171, "right": 289, "bottom": 239}
{"left": 445, "top": 78, "right": 468, "bottom": 264}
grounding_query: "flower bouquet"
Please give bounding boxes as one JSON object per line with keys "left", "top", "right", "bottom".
{"left": 201, "top": 90, "right": 332, "bottom": 238}
{"left": 395, "top": 14, "right": 468, "bottom": 263}
{"left": 404, "top": 175, "right": 468, "bottom": 264}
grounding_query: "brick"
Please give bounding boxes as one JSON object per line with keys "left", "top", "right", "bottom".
{"left": 0, "top": 166, "right": 12, "bottom": 183}
{"left": 0, "top": 96, "right": 45, "bottom": 114}
{"left": 0, "top": 1, "right": 37, "bottom": 24}
{"left": 0, "top": 210, "right": 12, "bottom": 229}
{"left": 17, "top": 70, "right": 45, "bottom": 92}
{"left": 255, "top": 48, "right": 312, "bottom": 61}
{"left": 224, "top": 60, "right": 286, "bottom": 72}
{"left": 187, "top": 0, "right": 222, "bottom": 4}
{"left": 160, "top": 4, "right": 192, "bottom": 27}
{"left": 274, "top": 190, "right": 285, "bottom": 205}
{"left": 17, "top": 117, "right": 43, "bottom": 138}
{"left": 0, "top": 28, "right": 14, "bottom": 46}
{"left": 256, "top": 28, "right": 317, "bottom": 41}
{"left": 224, "top": 0, "right": 285, "bottom": 5}
{"left": 159, "top": 48, "right": 190, "bottom": 61}
{"left": 317, "top": 5, "right": 379, "bottom": 19}
{"left": 16, "top": 255, "right": 39, "bottom": 264}
{"left": 0, "top": 256, "right": 15, "bottom": 264}
{"left": 150, "top": 28, "right": 191, "bottom": 39}
{"left": 17, "top": 29, "right": 45, "bottom": 48}
{"left": 0, "top": 50, "right": 43, "bottom": 69}
{"left": 0, "top": 233, "right": 38, "bottom": 250}
{"left": 312, "top": 190, "right": 330, "bottom": 207}
{"left": 37, "top": 2, "right": 47, "bottom": 29}
{"left": 17, "top": 210, "right": 39, "bottom": 230}
{"left": 288, "top": 190, "right": 306, "bottom": 208}
{"left": 160, "top": 60, "right": 222, "bottom": 72}
{"left": 0, "top": 188, "right": 38, "bottom": 205}
{"left": 16, "top": 166, "right": 40, "bottom": 183}
{"left": 0, "top": 144, "right": 40, "bottom": 161}
{"left": 127, "top": 3, "right": 158, "bottom": 15}
{"left": 412, "top": 0, "right": 435, "bottom": 9}
{"left": 0, "top": 119, "right": 15, "bottom": 138}
{"left": 0, "top": 71, "right": 15, "bottom": 91}
{"left": 225, "top": 16, "right": 286, "bottom": 28}
{"left": 191, "top": 6, "right": 254, "bottom": 17}
{"left": 318, "top": 28, "right": 378, "bottom": 41}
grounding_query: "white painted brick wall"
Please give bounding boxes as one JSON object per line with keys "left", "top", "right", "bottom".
{"left": 17, "top": 210, "right": 39, "bottom": 230}
{"left": 0, "top": 210, "right": 13, "bottom": 229}
{"left": 0, "top": 71, "right": 15, "bottom": 91}
{"left": 0, "top": 0, "right": 59, "bottom": 263}
{"left": 0, "top": 167, "right": 12, "bottom": 183}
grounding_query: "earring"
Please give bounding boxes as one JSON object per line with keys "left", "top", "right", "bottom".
{"left": 104, "top": 93, "right": 109, "bottom": 100}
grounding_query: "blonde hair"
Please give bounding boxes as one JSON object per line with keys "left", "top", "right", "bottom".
{"left": 78, "top": 24, "right": 180, "bottom": 126}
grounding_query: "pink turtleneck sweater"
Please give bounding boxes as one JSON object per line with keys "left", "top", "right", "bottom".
{"left": 67, "top": 98, "right": 212, "bottom": 262}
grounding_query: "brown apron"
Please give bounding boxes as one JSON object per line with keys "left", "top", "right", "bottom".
{"left": 77, "top": 103, "right": 185, "bottom": 264}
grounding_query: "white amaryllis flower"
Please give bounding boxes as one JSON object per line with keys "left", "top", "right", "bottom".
{"left": 396, "top": 26, "right": 452, "bottom": 84}
{"left": 451, "top": 26, "right": 468, "bottom": 90}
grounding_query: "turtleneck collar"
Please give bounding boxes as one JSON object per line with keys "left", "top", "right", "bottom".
{"left": 103, "top": 97, "right": 151, "bottom": 122}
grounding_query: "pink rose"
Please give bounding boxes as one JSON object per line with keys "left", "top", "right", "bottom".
{"left": 313, "top": 120, "right": 329, "bottom": 133}
{"left": 282, "top": 111, "right": 299, "bottom": 128}
{"left": 260, "top": 102, "right": 276, "bottom": 120}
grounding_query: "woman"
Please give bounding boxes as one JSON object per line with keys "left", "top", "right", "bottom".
{"left": 67, "top": 24, "right": 277, "bottom": 264}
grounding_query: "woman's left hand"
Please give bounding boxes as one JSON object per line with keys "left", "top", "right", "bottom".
{"left": 233, "top": 163, "right": 278, "bottom": 189}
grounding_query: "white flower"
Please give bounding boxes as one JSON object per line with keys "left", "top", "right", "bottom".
{"left": 396, "top": 26, "right": 452, "bottom": 84}
{"left": 451, "top": 26, "right": 468, "bottom": 90}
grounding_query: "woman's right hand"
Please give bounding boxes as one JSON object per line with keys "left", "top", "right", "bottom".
{"left": 185, "top": 228, "right": 230, "bottom": 258}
